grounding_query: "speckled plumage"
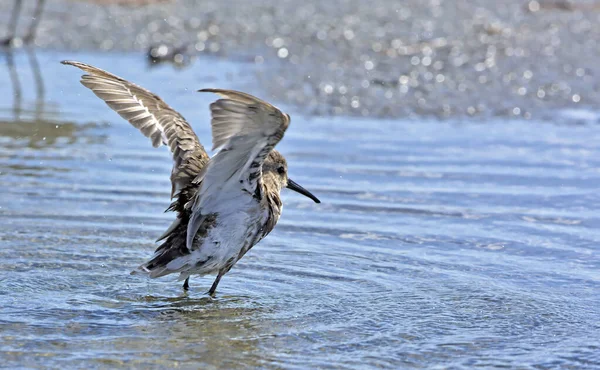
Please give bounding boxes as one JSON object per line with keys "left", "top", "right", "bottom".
{"left": 63, "top": 61, "right": 320, "bottom": 295}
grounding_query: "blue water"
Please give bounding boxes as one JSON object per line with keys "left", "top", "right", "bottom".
{"left": 1, "top": 49, "right": 599, "bottom": 369}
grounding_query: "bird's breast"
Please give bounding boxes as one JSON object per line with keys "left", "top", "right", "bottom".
{"left": 192, "top": 202, "right": 266, "bottom": 265}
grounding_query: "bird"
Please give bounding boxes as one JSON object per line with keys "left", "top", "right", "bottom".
{"left": 61, "top": 60, "right": 321, "bottom": 295}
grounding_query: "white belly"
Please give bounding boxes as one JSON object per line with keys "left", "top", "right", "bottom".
{"left": 166, "top": 202, "right": 267, "bottom": 279}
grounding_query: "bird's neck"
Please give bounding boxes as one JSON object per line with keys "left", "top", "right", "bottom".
{"left": 262, "top": 182, "right": 283, "bottom": 214}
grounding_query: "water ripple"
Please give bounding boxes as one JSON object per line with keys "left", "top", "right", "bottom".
{"left": 0, "top": 51, "right": 599, "bottom": 368}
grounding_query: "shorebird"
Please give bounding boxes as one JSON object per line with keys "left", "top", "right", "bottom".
{"left": 61, "top": 61, "right": 320, "bottom": 295}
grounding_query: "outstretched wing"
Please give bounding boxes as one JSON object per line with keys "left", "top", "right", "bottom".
{"left": 61, "top": 60, "right": 209, "bottom": 198}
{"left": 186, "top": 89, "right": 290, "bottom": 249}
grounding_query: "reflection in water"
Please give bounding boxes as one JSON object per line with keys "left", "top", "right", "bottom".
{"left": 4, "top": 46, "right": 42, "bottom": 122}
{"left": 0, "top": 47, "right": 104, "bottom": 149}
{"left": 2, "top": 0, "right": 46, "bottom": 47}
{"left": 28, "top": 45, "right": 45, "bottom": 119}
{"left": 5, "top": 50, "right": 22, "bottom": 119}
{"left": 0, "top": 119, "right": 95, "bottom": 149}
{"left": 0, "top": 48, "right": 107, "bottom": 182}
{"left": 131, "top": 294, "right": 270, "bottom": 368}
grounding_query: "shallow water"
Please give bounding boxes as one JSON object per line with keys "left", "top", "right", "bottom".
{"left": 1, "top": 49, "right": 599, "bottom": 369}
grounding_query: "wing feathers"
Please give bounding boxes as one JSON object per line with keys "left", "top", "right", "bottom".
{"left": 62, "top": 60, "right": 209, "bottom": 197}
{"left": 185, "top": 89, "right": 290, "bottom": 250}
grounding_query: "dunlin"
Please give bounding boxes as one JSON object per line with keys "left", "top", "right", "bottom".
{"left": 62, "top": 61, "right": 320, "bottom": 295}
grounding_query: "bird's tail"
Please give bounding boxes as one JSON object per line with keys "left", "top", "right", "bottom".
{"left": 131, "top": 221, "right": 191, "bottom": 278}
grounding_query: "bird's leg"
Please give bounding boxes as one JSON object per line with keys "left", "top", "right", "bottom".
{"left": 23, "top": 0, "right": 46, "bottom": 44}
{"left": 207, "top": 273, "right": 223, "bottom": 296}
{"left": 182, "top": 277, "right": 190, "bottom": 290}
{"left": 2, "top": 0, "right": 23, "bottom": 46}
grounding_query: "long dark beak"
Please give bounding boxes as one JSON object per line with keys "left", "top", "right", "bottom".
{"left": 287, "top": 178, "right": 321, "bottom": 203}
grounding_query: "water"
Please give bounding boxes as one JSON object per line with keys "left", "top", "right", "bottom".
{"left": 1, "top": 49, "right": 599, "bottom": 369}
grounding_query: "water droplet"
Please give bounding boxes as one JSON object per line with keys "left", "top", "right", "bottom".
{"left": 537, "top": 89, "right": 546, "bottom": 98}
{"left": 272, "top": 37, "right": 284, "bottom": 48}
{"left": 528, "top": 1, "right": 540, "bottom": 12}
{"left": 277, "top": 48, "right": 289, "bottom": 58}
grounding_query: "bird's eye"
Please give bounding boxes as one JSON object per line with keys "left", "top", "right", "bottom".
{"left": 277, "top": 166, "right": 285, "bottom": 175}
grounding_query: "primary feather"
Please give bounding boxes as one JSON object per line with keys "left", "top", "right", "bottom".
{"left": 60, "top": 60, "right": 209, "bottom": 198}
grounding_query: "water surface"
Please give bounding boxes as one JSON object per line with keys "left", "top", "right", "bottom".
{"left": 1, "top": 50, "right": 599, "bottom": 369}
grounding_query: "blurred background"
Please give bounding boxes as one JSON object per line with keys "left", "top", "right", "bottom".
{"left": 2, "top": 0, "right": 600, "bottom": 118}
{"left": 1, "top": 0, "right": 599, "bottom": 368}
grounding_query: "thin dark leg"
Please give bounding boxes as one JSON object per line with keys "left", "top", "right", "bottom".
{"left": 207, "top": 273, "right": 223, "bottom": 296}
{"left": 182, "top": 277, "right": 190, "bottom": 290}
{"left": 3, "top": 0, "right": 23, "bottom": 46}
{"left": 24, "top": 0, "right": 46, "bottom": 44}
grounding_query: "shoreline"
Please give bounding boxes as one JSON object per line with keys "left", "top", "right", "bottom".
{"left": 1, "top": 0, "right": 599, "bottom": 120}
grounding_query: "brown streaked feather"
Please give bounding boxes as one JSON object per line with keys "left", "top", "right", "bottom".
{"left": 198, "top": 88, "right": 290, "bottom": 151}
{"left": 260, "top": 188, "right": 283, "bottom": 241}
{"left": 199, "top": 89, "right": 284, "bottom": 111}
{"left": 138, "top": 213, "right": 218, "bottom": 278}
{"left": 61, "top": 60, "right": 209, "bottom": 198}
{"left": 258, "top": 151, "right": 286, "bottom": 239}
{"left": 194, "top": 89, "right": 290, "bottom": 188}
{"left": 185, "top": 89, "right": 290, "bottom": 250}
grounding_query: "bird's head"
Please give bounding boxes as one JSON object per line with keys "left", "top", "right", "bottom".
{"left": 263, "top": 151, "right": 320, "bottom": 203}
